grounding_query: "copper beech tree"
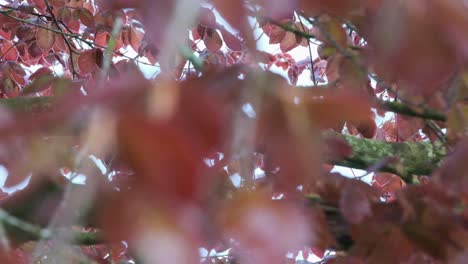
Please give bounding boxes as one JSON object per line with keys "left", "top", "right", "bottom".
{"left": 0, "top": 0, "right": 467, "bottom": 263}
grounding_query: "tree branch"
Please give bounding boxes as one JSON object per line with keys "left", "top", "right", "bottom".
{"left": 44, "top": 0, "right": 78, "bottom": 78}
{"left": 378, "top": 100, "right": 446, "bottom": 122}
{"left": 0, "top": 208, "right": 104, "bottom": 245}
{"left": 0, "top": 97, "right": 55, "bottom": 112}
{"left": 0, "top": 7, "right": 159, "bottom": 68}
{"left": 325, "top": 131, "right": 446, "bottom": 181}
{"left": 266, "top": 16, "right": 448, "bottom": 122}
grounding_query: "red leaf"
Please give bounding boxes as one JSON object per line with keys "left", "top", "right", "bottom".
{"left": 310, "top": 247, "right": 325, "bottom": 259}
{"left": 78, "top": 7, "right": 95, "bottom": 28}
{"left": 372, "top": 173, "right": 404, "bottom": 201}
{"left": 78, "top": 49, "right": 100, "bottom": 75}
{"left": 30, "top": 0, "right": 46, "bottom": 11}
{"left": 396, "top": 115, "right": 424, "bottom": 141}
{"left": 219, "top": 27, "right": 242, "bottom": 51}
{"left": 376, "top": 120, "right": 397, "bottom": 142}
{"left": 356, "top": 118, "right": 377, "bottom": 139}
{"left": 29, "top": 67, "right": 53, "bottom": 81}
{"left": 299, "top": 0, "right": 363, "bottom": 17}
{"left": 218, "top": 192, "right": 313, "bottom": 263}
{"left": 198, "top": 7, "right": 217, "bottom": 28}
{"left": 53, "top": 35, "right": 67, "bottom": 52}
{"left": 117, "top": 115, "right": 200, "bottom": 201}
{"left": 0, "top": 28, "right": 10, "bottom": 40}
{"left": 67, "top": 0, "right": 85, "bottom": 8}
{"left": 211, "top": 0, "right": 245, "bottom": 30}
{"left": 0, "top": 41, "right": 19, "bottom": 61}
{"left": 323, "top": 136, "right": 353, "bottom": 161}
{"left": 256, "top": 0, "right": 297, "bottom": 20}
{"left": 288, "top": 65, "right": 299, "bottom": 84}
{"left": 5, "top": 62, "right": 26, "bottom": 85}
{"left": 68, "top": 20, "right": 81, "bottom": 32}
{"left": 117, "top": 79, "right": 226, "bottom": 202}
{"left": 95, "top": 31, "right": 110, "bottom": 47}
{"left": 433, "top": 139, "right": 468, "bottom": 196}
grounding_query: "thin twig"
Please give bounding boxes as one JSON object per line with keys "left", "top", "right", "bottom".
{"left": 44, "top": 0, "right": 78, "bottom": 78}
{"left": 99, "top": 17, "right": 123, "bottom": 81}
{"left": 0, "top": 10, "right": 80, "bottom": 38}
{"left": 0, "top": 208, "right": 104, "bottom": 245}
{"left": 296, "top": 14, "right": 317, "bottom": 86}
{"left": 0, "top": 8, "right": 160, "bottom": 68}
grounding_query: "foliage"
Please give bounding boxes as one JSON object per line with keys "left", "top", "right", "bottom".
{"left": 0, "top": 0, "right": 466, "bottom": 263}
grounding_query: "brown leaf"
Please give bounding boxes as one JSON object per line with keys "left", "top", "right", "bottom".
{"left": 57, "top": 7, "right": 72, "bottom": 24}
{"left": 314, "top": 16, "right": 348, "bottom": 49}
{"left": 351, "top": 223, "right": 414, "bottom": 264}
{"left": 203, "top": 28, "right": 223, "bottom": 53}
{"left": 302, "top": 91, "right": 373, "bottom": 130}
{"left": 36, "top": 26, "right": 55, "bottom": 51}
{"left": 78, "top": 49, "right": 100, "bottom": 75}
{"left": 129, "top": 26, "right": 144, "bottom": 52}
{"left": 29, "top": 67, "right": 53, "bottom": 81}
{"left": 19, "top": 4, "right": 35, "bottom": 14}
{"left": 447, "top": 102, "right": 468, "bottom": 142}
{"left": 396, "top": 115, "right": 424, "bottom": 141}
{"left": 21, "top": 75, "right": 55, "bottom": 95}
{"left": 262, "top": 22, "right": 286, "bottom": 44}
{"left": 280, "top": 31, "right": 300, "bottom": 53}
{"left": 0, "top": 78, "right": 19, "bottom": 98}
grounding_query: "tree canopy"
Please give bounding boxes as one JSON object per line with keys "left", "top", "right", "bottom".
{"left": 0, "top": 0, "right": 467, "bottom": 263}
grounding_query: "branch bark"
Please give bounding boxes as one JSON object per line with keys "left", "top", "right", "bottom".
{"left": 0, "top": 208, "right": 104, "bottom": 246}
{"left": 0, "top": 97, "right": 55, "bottom": 113}
{"left": 326, "top": 131, "right": 446, "bottom": 181}
{"left": 378, "top": 100, "right": 446, "bottom": 122}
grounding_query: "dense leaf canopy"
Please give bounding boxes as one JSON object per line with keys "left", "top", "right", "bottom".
{"left": 0, "top": 0, "right": 467, "bottom": 263}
